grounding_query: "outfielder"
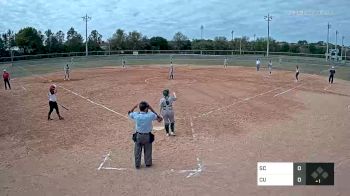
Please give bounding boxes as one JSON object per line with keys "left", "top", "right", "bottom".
{"left": 64, "top": 64, "right": 70, "bottom": 80}
{"left": 48, "top": 84, "right": 64, "bottom": 120}
{"left": 160, "top": 89, "right": 177, "bottom": 136}
{"left": 224, "top": 57, "right": 228, "bottom": 68}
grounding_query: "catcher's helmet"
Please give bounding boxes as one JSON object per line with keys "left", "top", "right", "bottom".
{"left": 163, "top": 89, "right": 169, "bottom": 97}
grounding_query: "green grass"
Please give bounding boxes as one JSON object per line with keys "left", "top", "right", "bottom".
{"left": 1, "top": 54, "right": 349, "bottom": 81}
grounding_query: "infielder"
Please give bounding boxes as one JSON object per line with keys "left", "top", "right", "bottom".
{"left": 160, "top": 89, "right": 177, "bottom": 136}
{"left": 169, "top": 62, "right": 174, "bottom": 80}
{"left": 295, "top": 65, "right": 300, "bottom": 82}
{"left": 48, "top": 84, "right": 64, "bottom": 120}
{"left": 64, "top": 64, "right": 70, "bottom": 80}
{"left": 256, "top": 58, "right": 261, "bottom": 71}
{"left": 329, "top": 66, "right": 336, "bottom": 84}
{"left": 268, "top": 60, "right": 272, "bottom": 74}
{"left": 224, "top": 57, "right": 228, "bottom": 68}
{"left": 122, "top": 58, "right": 126, "bottom": 68}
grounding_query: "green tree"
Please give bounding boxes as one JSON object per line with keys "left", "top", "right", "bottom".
{"left": 2, "top": 29, "right": 16, "bottom": 51}
{"left": 110, "top": 29, "right": 127, "bottom": 50}
{"left": 65, "top": 27, "right": 84, "bottom": 52}
{"left": 88, "top": 30, "right": 102, "bottom": 51}
{"left": 15, "top": 27, "right": 44, "bottom": 54}
{"left": 172, "top": 32, "right": 191, "bottom": 50}
{"left": 126, "top": 31, "right": 142, "bottom": 50}
{"left": 150, "top": 36, "right": 168, "bottom": 50}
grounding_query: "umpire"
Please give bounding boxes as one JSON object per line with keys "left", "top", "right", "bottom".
{"left": 128, "top": 101, "right": 162, "bottom": 169}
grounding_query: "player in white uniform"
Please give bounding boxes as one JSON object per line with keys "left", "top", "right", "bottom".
{"left": 64, "top": 64, "right": 70, "bottom": 80}
{"left": 224, "top": 57, "right": 228, "bottom": 68}
{"left": 268, "top": 60, "right": 272, "bottom": 74}
{"left": 295, "top": 65, "right": 300, "bottom": 82}
{"left": 169, "top": 62, "right": 174, "bottom": 80}
{"left": 256, "top": 58, "right": 261, "bottom": 71}
{"left": 159, "top": 89, "right": 177, "bottom": 136}
{"left": 122, "top": 58, "right": 126, "bottom": 68}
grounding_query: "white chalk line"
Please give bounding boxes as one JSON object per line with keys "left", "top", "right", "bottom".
{"left": 324, "top": 84, "right": 332, "bottom": 91}
{"left": 273, "top": 83, "right": 304, "bottom": 97}
{"left": 195, "top": 87, "right": 281, "bottom": 119}
{"left": 16, "top": 65, "right": 128, "bottom": 119}
{"left": 58, "top": 85, "right": 128, "bottom": 119}
{"left": 98, "top": 151, "right": 111, "bottom": 170}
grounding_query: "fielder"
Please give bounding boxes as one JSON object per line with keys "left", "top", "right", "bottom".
{"left": 48, "top": 84, "right": 64, "bottom": 120}
{"left": 268, "top": 60, "right": 272, "bottom": 74}
{"left": 122, "top": 58, "right": 126, "bottom": 68}
{"left": 295, "top": 65, "right": 300, "bottom": 82}
{"left": 329, "top": 66, "right": 336, "bottom": 84}
{"left": 224, "top": 57, "right": 228, "bottom": 68}
{"left": 256, "top": 58, "right": 261, "bottom": 71}
{"left": 160, "top": 89, "right": 177, "bottom": 136}
{"left": 169, "top": 62, "right": 174, "bottom": 80}
{"left": 64, "top": 64, "right": 70, "bottom": 80}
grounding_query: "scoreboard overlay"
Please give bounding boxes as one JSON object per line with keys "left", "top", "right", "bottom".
{"left": 257, "top": 162, "right": 334, "bottom": 186}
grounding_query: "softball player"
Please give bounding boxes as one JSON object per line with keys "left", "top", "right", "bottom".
{"left": 169, "top": 63, "right": 174, "bottom": 80}
{"left": 268, "top": 60, "right": 272, "bottom": 74}
{"left": 64, "top": 64, "right": 70, "bottom": 80}
{"left": 48, "top": 85, "right": 64, "bottom": 120}
{"left": 256, "top": 58, "right": 261, "bottom": 71}
{"left": 295, "top": 65, "right": 300, "bottom": 82}
{"left": 224, "top": 57, "right": 228, "bottom": 68}
{"left": 159, "top": 89, "right": 177, "bottom": 136}
{"left": 122, "top": 58, "right": 126, "bottom": 68}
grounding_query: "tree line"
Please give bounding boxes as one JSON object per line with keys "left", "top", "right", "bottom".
{"left": 0, "top": 26, "right": 342, "bottom": 57}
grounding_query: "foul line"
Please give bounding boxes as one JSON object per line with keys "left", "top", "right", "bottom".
{"left": 195, "top": 87, "right": 281, "bottom": 119}
{"left": 58, "top": 85, "right": 128, "bottom": 119}
{"left": 16, "top": 65, "right": 128, "bottom": 119}
{"left": 273, "top": 84, "right": 304, "bottom": 97}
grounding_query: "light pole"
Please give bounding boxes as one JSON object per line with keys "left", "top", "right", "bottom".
{"left": 82, "top": 14, "right": 91, "bottom": 56}
{"left": 341, "top": 36, "right": 344, "bottom": 61}
{"left": 231, "top": 30, "right": 234, "bottom": 51}
{"left": 240, "top": 37, "right": 242, "bottom": 55}
{"left": 200, "top": 25, "right": 204, "bottom": 40}
{"left": 264, "top": 13, "right": 272, "bottom": 57}
{"left": 326, "top": 23, "right": 331, "bottom": 61}
{"left": 335, "top": 30, "right": 339, "bottom": 60}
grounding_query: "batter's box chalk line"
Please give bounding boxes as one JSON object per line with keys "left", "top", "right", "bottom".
{"left": 97, "top": 151, "right": 204, "bottom": 178}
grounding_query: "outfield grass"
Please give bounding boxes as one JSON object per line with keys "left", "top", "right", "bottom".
{"left": 1, "top": 54, "right": 349, "bottom": 81}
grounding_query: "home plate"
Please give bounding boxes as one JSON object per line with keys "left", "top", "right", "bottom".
{"left": 153, "top": 126, "right": 164, "bottom": 131}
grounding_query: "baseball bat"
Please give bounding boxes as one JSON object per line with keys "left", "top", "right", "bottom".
{"left": 59, "top": 104, "right": 69, "bottom": 110}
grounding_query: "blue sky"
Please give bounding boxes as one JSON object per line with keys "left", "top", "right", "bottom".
{"left": 0, "top": 0, "right": 349, "bottom": 45}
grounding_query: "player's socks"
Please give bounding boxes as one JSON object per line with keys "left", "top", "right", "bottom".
{"left": 165, "top": 124, "right": 170, "bottom": 134}
{"left": 170, "top": 123, "right": 175, "bottom": 133}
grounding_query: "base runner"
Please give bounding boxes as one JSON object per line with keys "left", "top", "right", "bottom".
{"left": 295, "top": 65, "right": 300, "bottom": 82}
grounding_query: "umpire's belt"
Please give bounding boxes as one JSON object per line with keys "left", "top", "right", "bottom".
{"left": 136, "top": 132, "right": 150, "bottom": 135}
